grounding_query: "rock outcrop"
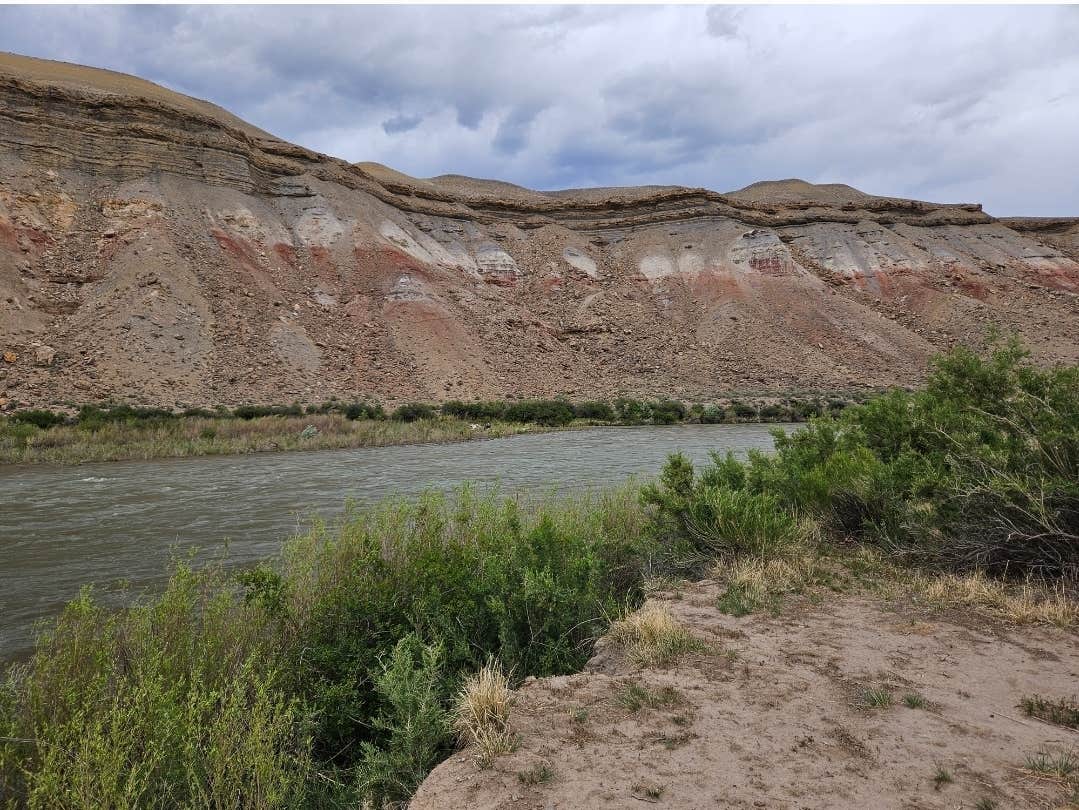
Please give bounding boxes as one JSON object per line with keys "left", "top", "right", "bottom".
{"left": 2, "top": 52, "right": 1077, "bottom": 408}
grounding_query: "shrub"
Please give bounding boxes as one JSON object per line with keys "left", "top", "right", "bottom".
{"left": 614, "top": 398, "right": 651, "bottom": 425}
{"left": 344, "top": 402, "right": 385, "bottom": 421}
{"left": 391, "top": 403, "right": 437, "bottom": 422}
{"left": 0, "top": 566, "right": 310, "bottom": 809}
{"left": 649, "top": 399, "right": 686, "bottom": 425}
{"left": 698, "top": 405, "right": 728, "bottom": 424}
{"left": 231, "top": 404, "right": 303, "bottom": 420}
{"left": 503, "top": 400, "right": 574, "bottom": 426}
{"left": 573, "top": 401, "right": 615, "bottom": 421}
{"left": 730, "top": 401, "right": 757, "bottom": 420}
{"left": 9, "top": 409, "right": 66, "bottom": 430}
{"left": 353, "top": 635, "right": 452, "bottom": 806}
{"left": 648, "top": 337, "right": 1079, "bottom": 579}
{"left": 441, "top": 400, "right": 507, "bottom": 421}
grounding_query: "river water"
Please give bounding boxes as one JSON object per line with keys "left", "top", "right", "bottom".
{"left": 0, "top": 423, "right": 790, "bottom": 660}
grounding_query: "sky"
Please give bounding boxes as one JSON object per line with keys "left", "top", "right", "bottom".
{"left": 1, "top": 5, "right": 1077, "bottom": 216}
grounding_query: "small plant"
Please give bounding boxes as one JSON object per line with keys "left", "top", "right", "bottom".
{"left": 1025, "top": 750, "right": 1078, "bottom": 779}
{"left": 933, "top": 766, "right": 953, "bottom": 790}
{"left": 860, "top": 686, "right": 893, "bottom": 709}
{"left": 518, "top": 762, "right": 554, "bottom": 786}
{"left": 975, "top": 798, "right": 997, "bottom": 810}
{"left": 716, "top": 583, "right": 758, "bottom": 616}
{"left": 570, "top": 708, "right": 589, "bottom": 724}
{"left": 632, "top": 781, "right": 665, "bottom": 800}
{"left": 616, "top": 683, "right": 685, "bottom": 713}
{"left": 1020, "top": 694, "right": 1079, "bottom": 729}
{"left": 609, "top": 604, "right": 705, "bottom": 667}
{"left": 903, "top": 691, "right": 927, "bottom": 709}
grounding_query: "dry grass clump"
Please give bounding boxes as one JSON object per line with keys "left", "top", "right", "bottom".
{"left": 453, "top": 661, "right": 518, "bottom": 768}
{"left": 609, "top": 604, "right": 705, "bottom": 667}
{"left": 910, "top": 571, "right": 1079, "bottom": 628}
{"left": 725, "top": 554, "right": 820, "bottom": 596}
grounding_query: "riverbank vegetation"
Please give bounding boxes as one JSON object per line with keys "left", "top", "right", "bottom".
{"left": 1, "top": 340, "right": 1075, "bottom": 808}
{"left": 0, "top": 392, "right": 865, "bottom": 465}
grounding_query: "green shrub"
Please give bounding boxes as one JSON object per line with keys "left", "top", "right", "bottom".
{"left": 648, "top": 337, "right": 1079, "bottom": 579}
{"left": 503, "top": 400, "right": 574, "bottom": 426}
{"left": 731, "top": 401, "right": 757, "bottom": 420}
{"left": 231, "top": 404, "right": 303, "bottom": 420}
{"left": 573, "top": 401, "right": 615, "bottom": 421}
{"left": 0, "top": 567, "right": 310, "bottom": 809}
{"left": 9, "top": 409, "right": 66, "bottom": 430}
{"left": 614, "top": 398, "right": 651, "bottom": 424}
{"left": 391, "top": 403, "right": 437, "bottom": 422}
{"left": 698, "top": 405, "right": 728, "bottom": 424}
{"left": 353, "top": 636, "right": 452, "bottom": 806}
{"left": 440, "top": 401, "right": 508, "bottom": 421}
{"left": 649, "top": 399, "right": 686, "bottom": 425}
{"left": 344, "top": 402, "right": 385, "bottom": 421}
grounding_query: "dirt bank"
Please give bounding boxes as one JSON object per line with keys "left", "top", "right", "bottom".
{"left": 413, "top": 582, "right": 1079, "bottom": 809}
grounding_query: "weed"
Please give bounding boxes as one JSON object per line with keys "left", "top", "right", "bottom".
{"left": 1025, "top": 750, "right": 1078, "bottom": 779}
{"left": 518, "top": 762, "right": 554, "bottom": 786}
{"left": 860, "top": 686, "right": 893, "bottom": 709}
{"left": 616, "top": 683, "right": 686, "bottom": 713}
{"left": 975, "top": 799, "right": 997, "bottom": 810}
{"left": 632, "top": 781, "right": 665, "bottom": 800}
{"left": 903, "top": 692, "right": 927, "bottom": 709}
{"left": 933, "top": 766, "right": 953, "bottom": 790}
{"left": 570, "top": 708, "right": 589, "bottom": 724}
{"left": 1020, "top": 694, "right": 1079, "bottom": 729}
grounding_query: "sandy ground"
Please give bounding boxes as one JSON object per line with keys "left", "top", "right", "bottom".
{"left": 412, "top": 582, "right": 1079, "bottom": 809}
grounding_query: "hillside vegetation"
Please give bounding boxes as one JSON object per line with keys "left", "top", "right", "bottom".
{"left": 1, "top": 340, "right": 1076, "bottom": 808}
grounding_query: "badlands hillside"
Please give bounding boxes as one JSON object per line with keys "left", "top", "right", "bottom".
{"left": 1, "top": 52, "right": 1078, "bottom": 409}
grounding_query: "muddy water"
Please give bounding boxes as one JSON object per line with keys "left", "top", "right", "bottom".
{"left": 0, "top": 423, "right": 790, "bottom": 660}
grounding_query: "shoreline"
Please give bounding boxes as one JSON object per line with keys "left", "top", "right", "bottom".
{"left": 0, "top": 412, "right": 810, "bottom": 467}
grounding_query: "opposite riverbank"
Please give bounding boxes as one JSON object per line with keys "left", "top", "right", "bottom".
{"left": 0, "top": 393, "right": 863, "bottom": 465}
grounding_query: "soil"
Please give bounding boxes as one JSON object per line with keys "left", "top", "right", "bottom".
{"left": 413, "top": 582, "right": 1079, "bottom": 809}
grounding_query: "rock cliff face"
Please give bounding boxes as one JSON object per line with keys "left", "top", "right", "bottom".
{"left": 2, "top": 52, "right": 1077, "bottom": 408}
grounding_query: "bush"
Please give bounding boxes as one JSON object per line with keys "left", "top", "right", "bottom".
{"left": 78, "top": 404, "right": 178, "bottom": 429}
{"left": 731, "top": 401, "right": 758, "bottom": 420}
{"left": 649, "top": 399, "right": 686, "bottom": 425}
{"left": 9, "top": 409, "right": 66, "bottom": 430}
{"left": 344, "top": 402, "right": 385, "bottom": 421}
{"left": 441, "top": 401, "right": 508, "bottom": 421}
{"left": 0, "top": 566, "right": 310, "bottom": 809}
{"left": 648, "top": 337, "right": 1079, "bottom": 579}
{"left": 231, "top": 404, "right": 303, "bottom": 420}
{"left": 503, "top": 400, "right": 574, "bottom": 426}
{"left": 391, "top": 403, "right": 437, "bottom": 422}
{"left": 614, "top": 398, "right": 651, "bottom": 424}
{"left": 573, "top": 401, "right": 615, "bottom": 421}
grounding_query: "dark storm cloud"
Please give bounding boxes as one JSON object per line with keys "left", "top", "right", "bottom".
{"left": 0, "top": 5, "right": 1076, "bottom": 215}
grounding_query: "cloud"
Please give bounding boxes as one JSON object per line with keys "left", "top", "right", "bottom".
{"left": 382, "top": 114, "right": 423, "bottom": 135}
{"left": 0, "top": 5, "right": 1076, "bottom": 214}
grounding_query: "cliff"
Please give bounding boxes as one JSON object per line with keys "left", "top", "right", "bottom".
{"left": 2, "top": 52, "right": 1077, "bottom": 408}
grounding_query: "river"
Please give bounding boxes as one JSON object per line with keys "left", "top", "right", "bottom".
{"left": 0, "top": 423, "right": 790, "bottom": 660}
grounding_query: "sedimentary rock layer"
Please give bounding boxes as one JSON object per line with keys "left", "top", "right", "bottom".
{"left": 1, "top": 52, "right": 1077, "bottom": 408}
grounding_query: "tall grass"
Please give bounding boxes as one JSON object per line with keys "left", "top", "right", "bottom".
{"left": 0, "top": 486, "right": 652, "bottom": 808}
